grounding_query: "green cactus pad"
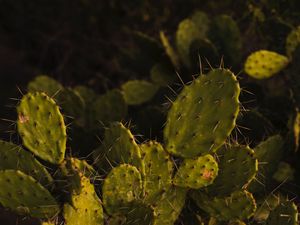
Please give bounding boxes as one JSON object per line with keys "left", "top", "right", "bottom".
{"left": 228, "top": 220, "right": 246, "bottom": 225}
{"left": 190, "top": 11, "right": 210, "bottom": 36}
{"left": 150, "top": 62, "right": 176, "bottom": 87}
{"left": 121, "top": 80, "right": 159, "bottom": 105}
{"left": 63, "top": 176, "right": 104, "bottom": 225}
{"left": 164, "top": 68, "right": 240, "bottom": 158}
{"left": 266, "top": 200, "right": 298, "bottom": 225}
{"left": 286, "top": 26, "right": 300, "bottom": 58}
{"left": 41, "top": 222, "right": 56, "bottom": 225}
{"left": 153, "top": 186, "right": 187, "bottom": 225}
{"left": 191, "top": 190, "right": 256, "bottom": 221}
{"left": 209, "top": 15, "right": 242, "bottom": 66}
{"left": 17, "top": 92, "right": 67, "bottom": 164}
{"left": 173, "top": 154, "right": 218, "bottom": 189}
{"left": 0, "top": 170, "right": 59, "bottom": 218}
{"left": 93, "top": 122, "right": 144, "bottom": 174}
{"left": 254, "top": 194, "right": 280, "bottom": 222}
{"left": 140, "top": 141, "right": 173, "bottom": 203}
{"left": 207, "top": 145, "right": 258, "bottom": 196}
{"left": 244, "top": 50, "right": 289, "bottom": 79}
{"left": 102, "top": 164, "right": 143, "bottom": 215}
{"left": 0, "top": 140, "right": 53, "bottom": 187}
{"left": 27, "top": 75, "right": 63, "bottom": 97}
{"left": 249, "top": 135, "right": 284, "bottom": 192}
{"left": 91, "top": 89, "right": 127, "bottom": 128}
{"left": 176, "top": 18, "right": 204, "bottom": 68}
{"left": 160, "top": 31, "right": 180, "bottom": 69}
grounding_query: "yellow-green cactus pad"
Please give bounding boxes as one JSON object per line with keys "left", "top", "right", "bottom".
{"left": 286, "top": 26, "right": 300, "bottom": 58}
{"left": 64, "top": 176, "right": 103, "bottom": 225}
{"left": 0, "top": 140, "right": 53, "bottom": 187}
{"left": 164, "top": 68, "right": 240, "bottom": 158}
{"left": 173, "top": 154, "right": 218, "bottom": 189}
{"left": 153, "top": 186, "right": 187, "bottom": 225}
{"left": 207, "top": 145, "right": 258, "bottom": 196}
{"left": 0, "top": 170, "right": 59, "bottom": 218}
{"left": 17, "top": 92, "right": 67, "bottom": 164}
{"left": 140, "top": 141, "right": 173, "bottom": 203}
{"left": 121, "top": 80, "right": 159, "bottom": 105}
{"left": 266, "top": 200, "right": 298, "bottom": 225}
{"left": 244, "top": 50, "right": 289, "bottom": 79}
{"left": 102, "top": 164, "right": 143, "bottom": 215}
{"left": 93, "top": 122, "right": 144, "bottom": 175}
{"left": 27, "top": 75, "right": 63, "bottom": 97}
{"left": 191, "top": 190, "right": 256, "bottom": 221}
{"left": 160, "top": 31, "right": 180, "bottom": 69}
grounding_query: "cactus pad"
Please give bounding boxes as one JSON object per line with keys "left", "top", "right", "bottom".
{"left": 164, "top": 68, "right": 240, "bottom": 158}
{"left": 173, "top": 154, "right": 218, "bottom": 189}
{"left": 121, "top": 80, "right": 159, "bottom": 105}
{"left": 244, "top": 50, "right": 289, "bottom": 79}
{"left": 93, "top": 122, "right": 144, "bottom": 174}
{"left": 140, "top": 141, "right": 173, "bottom": 203}
{"left": 266, "top": 200, "right": 298, "bottom": 225}
{"left": 27, "top": 75, "right": 63, "bottom": 97}
{"left": 0, "top": 140, "right": 53, "bottom": 186}
{"left": 160, "top": 31, "right": 180, "bottom": 69}
{"left": 150, "top": 62, "right": 176, "bottom": 87}
{"left": 286, "top": 26, "right": 300, "bottom": 58}
{"left": 191, "top": 190, "right": 256, "bottom": 221}
{"left": 207, "top": 145, "right": 258, "bottom": 196}
{"left": 17, "top": 92, "right": 66, "bottom": 164}
{"left": 153, "top": 186, "right": 187, "bottom": 225}
{"left": 63, "top": 176, "right": 103, "bottom": 225}
{"left": 102, "top": 164, "right": 143, "bottom": 215}
{"left": 0, "top": 170, "right": 59, "bottom": 218}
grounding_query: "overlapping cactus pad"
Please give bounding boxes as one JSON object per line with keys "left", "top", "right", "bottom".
{"left": 17, "top": 92, "right": 67, "bottom": 164}
{"left": 164, "top": 68, "right": 240, "bottom": 158}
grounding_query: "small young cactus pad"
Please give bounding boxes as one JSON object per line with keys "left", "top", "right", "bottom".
{"left": 244, "top": 50, "right": 289, "bottom": 79}
{"left": 266, "top": 200, "right": 298, "bottom": 225}
{"left": 207, "top": 145, "right": 258, "bottom": 196}
{"left": 191, "top": 190, "right": 256, "bottom": 221}
{"left": 102, "top": 164, "right": 143, "bottom": 215}
{"left": 0, "top": 140, "right": 53, "bottom": 186}
{"left": 164, "top": 68, "right": 240, "bottom": 158}
{"left": 93, "top": 122, "right": 144, "bottom": 175}
{"left": 17, "top": 92, "right": 67, "bottom": 164}
{"left": 63, "top": 176, "right": 103, "bottom": 225}
{"left": 0, "top": 170, "right": 59, "bottom": 218}
{"left": 286, "top": 26, "right": 300, "bottom": 58}
{"left": 140, "top": 141, "right": 173, "bottom": 203}
{"left": 173, "top": 154, "right": 218, "bottom": 189}
{"left": 27, "top": 75, "right": 63, "bottom": 97}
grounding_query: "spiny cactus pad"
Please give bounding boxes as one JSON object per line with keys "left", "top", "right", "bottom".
{"left": 102, "top": 164, "right": 143, "bottom": 215}
{"left": 0, "top": 140, "right": 53, "bottom": 187}
{"left": 0, "top": 170, "right": 59, "bottom": 218}
{"left": 17, "top": 92, "right": 67, "bottom": 164}
{"left": 121, "top": 80, "right": 159, "bottom": 105}
{"left": 153, "top": 186, "right": 187, "bottom": 225}
{"left": 164, "top": 68, "right": 240, "bottom": 158}
{"left": 118, "top": 203, "right": 155, "bottom": 225}
{"left": 266, "top": 200, "right": 298, "bottom": 225}
{"left": 94, "top": 122, "right": 144, "bottom": 174}
{"left": 207, "top": 145, "right": 258, "bottom": 196}
{"left": 63, "top": 176, "right": 103, "bottom": 225}
{"left": 191, "top": 190, "right": 256, "bottom": 221}
{"left": 140, "top": 141, "right": 173, "bottom": 203}
{"left": 27, "top": 75, "right": 63, "bottom": 97}
{"left": 286, "top": 26, "right": 300, "bottom": 58}
{"left": 244, "top": 50, "right": 289, "bottom": 79}
{"left": 173, "top": 154, "right": 218, "bottom": 189}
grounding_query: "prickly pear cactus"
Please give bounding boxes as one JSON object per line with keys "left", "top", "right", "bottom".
{"left": 102, "top": 164, "right": 143, "bottom": 215}
{"left": 159, "top": 31, "right": 180, "bottom": 69}
{"left": 173, "top": 154, "right": 218, "bottom": 189}
{"left": 206, "top": 145, "right": 258, "bottom": 196}
{"left": 93, "top": 122, "right": 144, "bottom": 174}
{"left": 191, "top": 190, "right": 257, "bottom": 221}
{"left": 286, "top": 26, "right": 300, "bottom": 58}
{"left": 244, "top": 50, "right": 289, "bottom": 79}
{"left": 164, "top": 68, "right": 240, "bottom": 158}
{"left": 17, "top": 92, "right": 67, "bottom": 164}
{"left": 63, "top": 176, "right": 103, "bottom": 225}
{"left": 140, "top": 141, "right": 173, "bottom": 203}
{"left": 0, "top": 140, "right": 53, "bottom": 186}
{"left": 27, "top": 75, "right": 63, "bottom": 97}
{"left": 0, "top": 170, "right": 59, "bottom": 218}
{"left": 266, "top": 200, "right": 298, "bottom": 225}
